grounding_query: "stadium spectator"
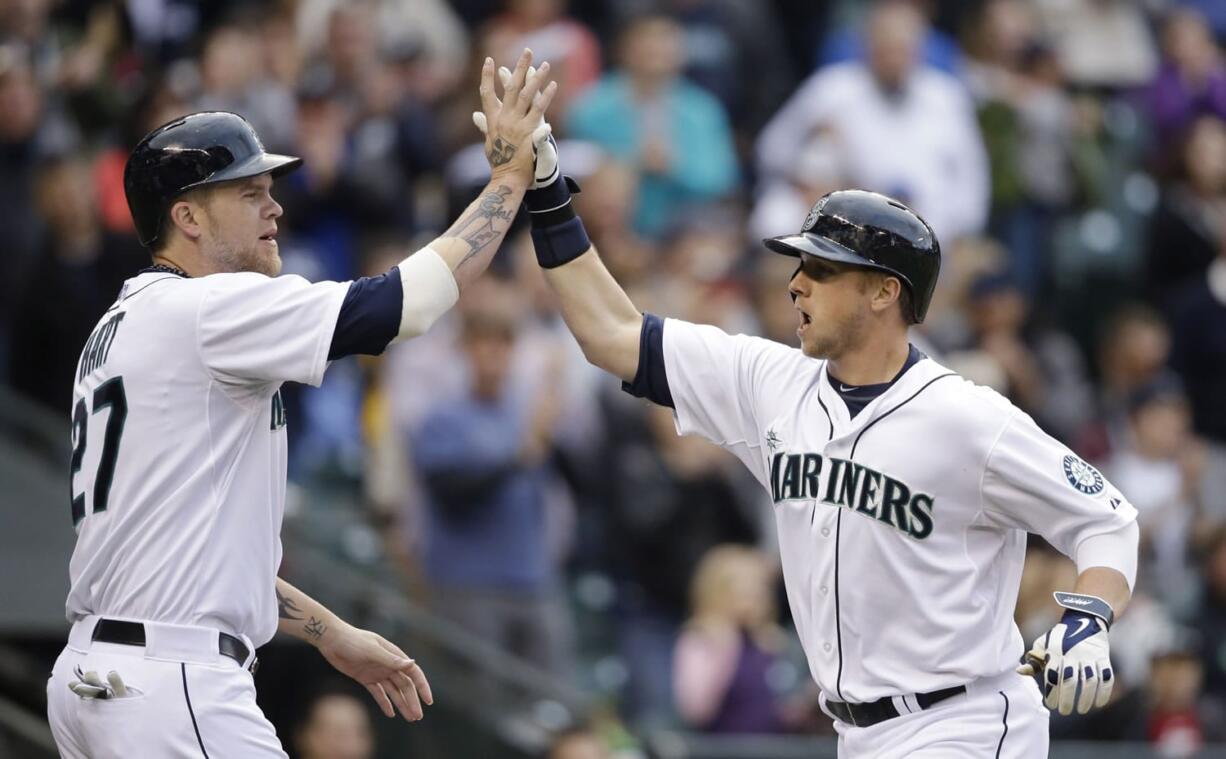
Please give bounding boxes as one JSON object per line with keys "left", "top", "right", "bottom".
{"left": 963, "top": 0, "right": 1080, "bottom": 296}
{"left": 1194, "top": 528, "right": 1226, "bottom": 706}
{"left": 1104, "top": 375, "right": 1206, "bottom": 617}
{"left": 662, "top": 0, "right": 796, "bottom": 136}
{"left": 1030, "top": 0, "right": 1157, "bottom": 90}
{"left": 1076, "top": 305, "right": 1173, "bottom": 460}
{"left": 1146, "top": 115, "right": 1226, "bottom": 305}
{"left": 296, "top": 0, "right": 470, "bottom": 103}
{"left": 814, "top": 0, "right": 963, "bottom": 76}
{"left": 1168, "top": 226, "right": 1226, "bottom": 446}
{"left": 545, "top": 725, "right": 612, "bottom": 759}
{"left": 1144, "top": 8, "right": 1226, "bottom": 153}
{"left": 481, "top": 0, "right": 602, "bottom": 115}
{"left": 194, "top": 10, "right": 297, "bottom": 153}
{"left": 757, "top": 0, "right": 989, "bottom": 243}
{"left": 674, "top": 545, "right": 789, "bottom": 734}
{"left": 567, "top": 12, "right": 737, "bottom": 239}
{"left": 295, "top": 689, "right": 376, "bottom": 759}
{"left": 960, "top": 270, "right": 1094, "bottom": 443}
{"left": 597, "top": 394, "right": 760, "bottom": 726}
{"left": 8, "top": 155, "right": 143, "bottom": 414}
{"left": 410, "top": 283, "right": 575, "bottom": 678}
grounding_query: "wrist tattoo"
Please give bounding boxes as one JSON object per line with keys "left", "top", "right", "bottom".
{"left": 277, "top": 589, "right": 303, "bottom": 620}
{"left": 304, "top": 616, "right": 327, "bottom": 641}
{"left": 445, "top": 184, "right": 516, "bottom": 267}
{"left": 487, "top": 136, "right": 516, "bottom": 167}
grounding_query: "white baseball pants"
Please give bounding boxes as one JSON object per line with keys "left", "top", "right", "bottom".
{"left": 46, "top": 616, "right": 285, "bottom": 758}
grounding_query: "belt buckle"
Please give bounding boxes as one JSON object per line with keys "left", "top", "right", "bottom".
{"left": 248, "top": 655, "right": 259, "bottom": 674}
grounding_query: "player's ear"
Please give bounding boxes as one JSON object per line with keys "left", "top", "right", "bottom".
{"left": 870, "top": 274, "right": 902, "bottom": 317}
{"left": 167, "top": 197, "right": 206, "bottom": 242}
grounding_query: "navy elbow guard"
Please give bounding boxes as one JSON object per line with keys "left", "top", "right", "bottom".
{"left": 526, "top": 175, "right": 590, "bottom": 269}
{"left": 621, "top": 313, "right": 673, "bottom": 408}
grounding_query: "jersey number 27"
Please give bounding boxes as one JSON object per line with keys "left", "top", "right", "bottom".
{"left": 69, "top": 377, "right": 127, "bottom": 526}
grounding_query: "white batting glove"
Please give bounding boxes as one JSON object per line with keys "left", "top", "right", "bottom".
{"left": 472, "top": 64, "right": 558, "bottom": 189}
{"left": 1016, "top": 592, "right": 1115, "bottom": 715}
{"left": 68, "top": 667, "right": 130, "bottom": 699}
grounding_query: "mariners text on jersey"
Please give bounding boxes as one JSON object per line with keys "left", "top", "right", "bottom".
{"left": 769, "top": 451, "right": 935, "bottom": 540}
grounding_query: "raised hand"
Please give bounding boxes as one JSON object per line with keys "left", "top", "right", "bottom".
{"left": 476, "top": 49, "right": 557, "bottom": 182}
{"left": 474, "top": 64, "right": 559, "bottom": 189}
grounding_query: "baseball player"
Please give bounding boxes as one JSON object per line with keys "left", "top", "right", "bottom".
{"left": 511, "top": 131, "right": 1139, "bottom": 755}
{"left": 46, "top": 51, "right": 557, "bottom": 757}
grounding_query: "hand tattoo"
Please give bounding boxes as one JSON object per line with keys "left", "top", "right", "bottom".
{"left": 487, "top": 136, "right": 516, "bottom": 167}
{"left": 277, "top": 589, "right": 303, "bottom": 620}
{"left": 304, "top": 616, "right": 327, "bottom": 641}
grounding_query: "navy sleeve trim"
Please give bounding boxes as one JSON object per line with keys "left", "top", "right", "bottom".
{"left": 328, "top": 266, "right": 403, "bottom": 360}
{"left": 620, "top": 312, "right": 673, "bottom": 408}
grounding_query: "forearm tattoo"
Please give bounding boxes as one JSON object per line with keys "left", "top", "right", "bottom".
{"left": 445, "top": 184, "right": 516, "bottom": 269}
{"left": 304, "top": 616, "right": 327, "bottom": 641}
{"left": 277, "top": 589, "right": 303, "bottom": 620}
{"left": 487, "top": 137, "right": 516, "bottom": 167}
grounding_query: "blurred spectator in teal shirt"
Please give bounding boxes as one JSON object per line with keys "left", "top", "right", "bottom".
{"left": 567, "top": 12, "right": 737, "bottom": 238}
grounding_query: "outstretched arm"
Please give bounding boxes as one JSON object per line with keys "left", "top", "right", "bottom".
{"left": 275, "top": 578, "right": 433, "bottom": 722}
{"left": 539, "top": 247, "right": 643, "bottom": 382}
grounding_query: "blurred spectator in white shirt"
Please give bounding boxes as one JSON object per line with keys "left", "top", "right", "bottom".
{"left": 1031, "top": 0, "right": 1157, "bottom": 90}
{"left": 1105, "top": 375, "right": 1207, "bottom": 617}
{"left": 756, "top": 0, "right": 988, "bottom": 243}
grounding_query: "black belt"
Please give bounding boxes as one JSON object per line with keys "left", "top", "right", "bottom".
{"left": 92, "top": 619, "right": 258, "bottom": 673}
{"left": 825, "top": 685, "right": 965, "bottom": 727}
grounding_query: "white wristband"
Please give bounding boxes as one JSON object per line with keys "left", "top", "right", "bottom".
{"left": 396, "top": 247, "right": 459, "bottom": 340}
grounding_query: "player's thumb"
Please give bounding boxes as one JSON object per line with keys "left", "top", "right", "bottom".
{"left": 471, "top": 111, "right": 488, "bottom": 135}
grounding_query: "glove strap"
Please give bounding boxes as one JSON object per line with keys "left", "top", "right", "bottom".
{"left": 526, "top": 175, "right": 590, "bottom": 269}
{"left": 1053, "top": 591, "right": 1114, "bottom": 629}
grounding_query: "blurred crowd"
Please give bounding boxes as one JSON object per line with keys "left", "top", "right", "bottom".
{"left": 4, "top": 0, "right": 1226, "bottom": 755}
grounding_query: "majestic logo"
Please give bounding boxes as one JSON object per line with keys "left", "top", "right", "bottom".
{"left": 1062, "top": 455, "right": 1103, "bottom": 495}
{"left": 768, "top": 451, "right": 935, "bottom": 540}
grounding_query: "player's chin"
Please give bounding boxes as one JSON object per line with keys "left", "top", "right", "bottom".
{"left": 251, "top": 240, "right": 282, "bottom": 277}
{"left": 798, "top": 335, "right": 826, "bottom": 359}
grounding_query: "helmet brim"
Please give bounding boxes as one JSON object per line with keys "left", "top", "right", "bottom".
{"left": 182, "top": 152, "right": 303, "bottom": 192}
{"left": 763, "top": 232, "right": 913, "bottom": 285}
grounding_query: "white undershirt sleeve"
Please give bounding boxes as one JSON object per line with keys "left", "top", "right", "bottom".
{"left": 1074, "top": 520, "right": 1139, "bottom": 591}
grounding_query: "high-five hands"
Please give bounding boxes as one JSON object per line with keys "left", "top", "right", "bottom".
{"left": 473, "top": 61, "right": 558, "bottom": 189}
{"left": 474, "top": 49, "right": 557, "bottom": 182}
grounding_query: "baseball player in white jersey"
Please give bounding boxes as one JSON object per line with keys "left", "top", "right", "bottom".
{"left": 505, "top": 119, "right": 1139, "bottom": 755}
{"left": 47, "top": 51, "right": 559, "bottom": 757}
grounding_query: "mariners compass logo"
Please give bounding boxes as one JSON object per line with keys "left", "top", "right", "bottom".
{"left": 1062, "top": 455, "right": 1104, "bottom": 495}
{"left": 765, "top": 427, "right": 783, "bottom": 452}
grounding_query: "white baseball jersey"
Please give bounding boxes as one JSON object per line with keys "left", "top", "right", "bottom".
{"left": 661, "top": 319, "right": 1138, "bottom": 703}
{"left": 65, "top": 269, "right": 347, "bottom": 647}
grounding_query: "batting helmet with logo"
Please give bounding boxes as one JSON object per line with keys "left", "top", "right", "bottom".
{"left": 123, "top": 111, "right": 302, "bottom": 248}
{"left": 763, "top": 189, "right": 941, "bottom": 323}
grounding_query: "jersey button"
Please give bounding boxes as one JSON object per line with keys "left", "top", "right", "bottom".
{"left": 823, "top": 642, "right": 832, "bottom": 653}
{"left": 821, "top": 528, "right": 830, "bottom": 537}
{"left": 820, "top": 585, "right": 828, "bottom": 595}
